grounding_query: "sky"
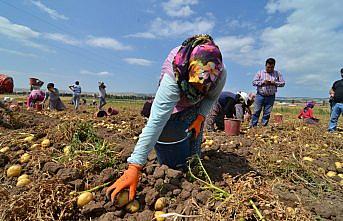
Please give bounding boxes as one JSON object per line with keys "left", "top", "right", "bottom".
{"left": 0, "top": 0, "right": 342, "bottom": 97}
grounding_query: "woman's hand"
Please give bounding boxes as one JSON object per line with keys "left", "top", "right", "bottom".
{"left": 188, "top": 114, "right": 205, "bottom": 138}
{"left": 106, "top": 164, "right": 142, "bottom": 202}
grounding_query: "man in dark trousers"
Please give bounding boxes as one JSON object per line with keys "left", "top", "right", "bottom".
{"left": 328, "top": 68, "right": 343, "bottom": 132}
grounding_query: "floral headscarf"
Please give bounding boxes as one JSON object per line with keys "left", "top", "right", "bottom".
{"left": 173, "top": 34, "right": 223, "bottom": 104}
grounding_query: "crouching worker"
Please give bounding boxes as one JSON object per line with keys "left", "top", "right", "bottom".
{"left": 41, "top": 83, "right": 66, "bottom": 111}
{"left": 26, "top": 87, "right": 45, "bottom": 109}
{"left": 298, "top": 101, "right": 319, "bottom": 124}
{"left": 106, "top": 34, "right": 226, "bottom": 202}
{"left": 205, "top": 91, "right": 255, "bottom": 131}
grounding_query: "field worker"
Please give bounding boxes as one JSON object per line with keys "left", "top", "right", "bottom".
{"left": 26, "top": 86, "right": 45, "bottom": 109}
{"left": 41, "top": 83, "right": 66, "bottom": 111}
{"left": 328, "top": 68, "right": 343, "bottom": 132}
{"left": 250, "top": 58, "right": 285, "bottom": 127}
{"left": 69, "top": 81, "right": 81, "bottom": 110}
{"left": 106, "top": 34, "right": 226, "bottom": 203}
{"left": 205, "top": 91, "right": 255, "bottom": 131}
{"left": 98, "top": 81, "right": 107, "bottom": 110}
{"left": 298, "top": 101, "right": 319, "bottom": 124}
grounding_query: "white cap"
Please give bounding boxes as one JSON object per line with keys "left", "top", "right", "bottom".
{"left": 237, "top": 91, "right": 249, "bottom": 105}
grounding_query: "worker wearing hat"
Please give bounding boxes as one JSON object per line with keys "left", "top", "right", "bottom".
{"left": 205, "top": 91, "right": 255, "bottom": 131}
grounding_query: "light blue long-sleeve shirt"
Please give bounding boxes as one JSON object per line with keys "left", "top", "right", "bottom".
{"left": 127, "top": 69, "right": 227, "bottom": 166}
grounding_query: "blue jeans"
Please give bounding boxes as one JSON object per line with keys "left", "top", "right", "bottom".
{"left": 328, "top": 103, "right": 343, "bottom": 131}
{"left": 251, "top": 94, "right": 275, "bottom": 127}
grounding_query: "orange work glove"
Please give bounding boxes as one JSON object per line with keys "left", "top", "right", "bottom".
{"left": 106, "top": 164, "right": 142, "bottom": 202}
{"left": 188, "top": 114, "right": 205, "bottom": 138}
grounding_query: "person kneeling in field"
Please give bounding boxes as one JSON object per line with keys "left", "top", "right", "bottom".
{"left": 41, "top": 83, "right": 66, "bottom": 111}
{"left": 105, "top": 34, "right": 226, "bottom": 203}
{"left": 205, "top": 91, "right": 255, "bottom": 131}
{"left": 26, "top": 86, "right": 45, "bottom": 109}
{"left": 298, "top": 101, "right": 319, "bottom": 125}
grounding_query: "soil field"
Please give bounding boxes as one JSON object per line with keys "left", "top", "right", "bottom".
{"left": 0, "top": 99, "right": 342, "bottom": 221}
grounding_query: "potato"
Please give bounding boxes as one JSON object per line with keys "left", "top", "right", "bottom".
{"left": 41, "top": 139, "right": 51, "bottom": 148}
{"left": 335, "top": 162, "right": 342, "bottom": 169}
{"left": 154, "top": 211, "right": 166, "bottom": 221}
{"left": 338, "top": 174, "right": 343, "bottom": 179}
{"left": 125, "top": 200, "right": 140, "bottom": 213}
{"left": 7, "top": 165, "right": 22, "bottom": 177}
{"left": 154, "top": 197, "right": 167, "bottom": 211}
{"left": 302, "top": 157, "right": 314, "bottom": 162}
{"left": 115, "top": 190, "right": 130, "bottom": 208}
{"left": 77, "top": 192, "right": 93, "bottom": 207}
{"left": 63, "top": 146, "right": 71, "bottom": 155}
{"left": 0, "top": 146, "right": 10, "bottom": 153}
{"left": 24, "top": 136, "right": 34, "bottom": 142}
{"left": 207, "top": 140, "right": 214, "bottom": 146}
{"left": 20, "top": 153, "right": 31, "bottom": 163}
{"left": 30, "top": 144, "right": 40, "bottom": 150}
{"left": 18, "top": 174, "right": 29, "bottom": 181}
{"left": 16, "top": 178, "right": 31, "bottom": 187}
{"left": 326, "top": 171, "right": 337, "bottom": 177}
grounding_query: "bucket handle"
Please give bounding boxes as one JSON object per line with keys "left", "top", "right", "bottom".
{"left": 156, "top": 131, "right": 192, "bottom": 145}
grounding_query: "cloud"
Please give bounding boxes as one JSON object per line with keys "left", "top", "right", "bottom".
{"left": 80, "top": 70, "right": 112, "bottom": 76}
{"left": 86, "top": 37, "right": 132, "bottom": 51}
{"left": 43, "top": 33, "right": 80, "bottom": 45}
{"left": 0, "top": 47, "right": 38, "bottom": 58}
{"left": 0, "top": 16, "right": 52, "bottom": 51}
{"left": 162, "top": 0, "right": 198, "bottom": 17}
{"left": 123, "top": 58, "right": 153, "bottom": 66}
{"left": 259, "top": 0, "right": 343, "bottom": 85}
{"left": 0, "top": 16, "right": 40, "bottom": 39}
{"left": 215, "top": 36, "right": 257, "bottom": 65}
{"left": 225, "top": 19, "right": 256, "bottom": 30}
{"left": 30, "top": 0, "right": 68, "bottom": 20}
{"left": 217, "top": 0, "right": 343, "bottom": 90}
{"left": 149, "top": 16, "right": 215, "bottom": 37}
{"left": 125, "top": 32, "right": 156, "bottom": 39}
{"left": 295, "top": 74, "right": 331, "bottom": 91}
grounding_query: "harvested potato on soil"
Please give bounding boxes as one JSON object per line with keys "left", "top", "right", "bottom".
{"left": 19, "top": 153, "right": 31, "bottom": 163}
{"left": 335, "top": 162, "right": 342, "bottom": 169}
{"left": 41, "top": 139, "right": 51, "bottom": 148}
{"left": 303, "top": 157, "right": 314, "bottom": 162}
{"left": 154, "top": 197, "right": 167, "bottom": 211}
{"left": 154, "top": 211, "right": 166, "bottom": 221}
{"left": 326, "top": 171, "right": 337, "bottom": 177}
{"left": 16, "top": 178, "right": 31, "bottom": 187}
{"left": 0, "top": 146, "right": 10, "bottom": 153}
{"left": 125, "top": 200, "right": 140, "bottom": 213}
{"left": 24, "top": 136, "right": 34, "bottom": 142}
{"left": 115, "top": 190, "right": 130, "bottom": 208}
{"left": 18, "top": 174, "right": 29, "bottom": 181}
{"left": 7, "top": 165, "right": 22, "bottom": 177}
{"left": 29, "top": 144, "right": 40, "bottom": 150}
{"left": 77, "top": 192, "right": 93, "bottom": 207}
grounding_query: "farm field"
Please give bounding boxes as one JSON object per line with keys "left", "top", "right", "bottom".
{"left": 0, "top": 98, "right": 342, "bottom": 221}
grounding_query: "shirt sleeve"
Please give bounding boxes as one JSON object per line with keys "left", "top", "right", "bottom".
{"left": 275, "top": 71, "right": 285, "bottom": 87}
{"left": 252, "top": 71, "right": 263, "bottom": 86}
{"left": 198, "top": 68, "right": 227, "bottom": 117}
{"left": 127, "top": 74, "right": 180, "bottom": 166}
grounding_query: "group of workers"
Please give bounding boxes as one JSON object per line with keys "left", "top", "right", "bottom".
{"left": 0, "top": 34, "right": 342, "bottom": 205}
{"left": 26, "top": 81, "right": 107, "bottom": 111}
{"left": 105, "top": 34, "right": 343, "bottom": 203}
